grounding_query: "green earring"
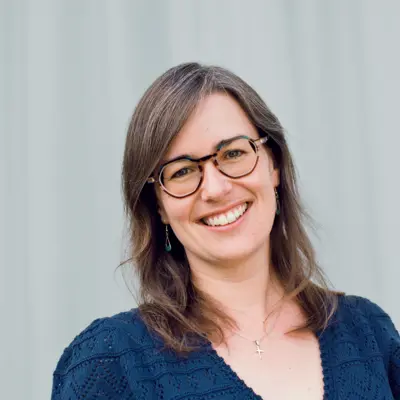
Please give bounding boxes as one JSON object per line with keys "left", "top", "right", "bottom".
{"left": 165, "top": 225, "right": 172, "bottom": 252}
{"left": 275, "top": 188, "right": 280, "bottom": 215}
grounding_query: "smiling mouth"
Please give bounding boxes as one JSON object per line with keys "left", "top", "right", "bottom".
{"left": 201, "top": 203, "right": 249, "bottom": 227}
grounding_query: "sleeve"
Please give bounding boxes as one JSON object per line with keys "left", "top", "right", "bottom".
{"left": 51, "top": 355, "right": 133, "bottom": 400}
{"left": 362, "top": 298, "right": 400, "bottom": 399}
{"left": 51, "top": 320, "right": 134, "bottom": 400}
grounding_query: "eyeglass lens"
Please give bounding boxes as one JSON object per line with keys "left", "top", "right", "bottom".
{"left": 160, "top": 137, "right": 258, "bottom": 197}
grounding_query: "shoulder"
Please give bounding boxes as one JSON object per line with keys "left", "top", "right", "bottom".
{"left": 54, "top": 308, "right": 155, "bottom": 375}
{"left": 331, "top": 294, "right": 399, "bottom": 362}
{"left": 326, "top": 294, "right": 400, "bottom": 397}
{"left": 335, "top": 294, "right": 397, "bottom": 325}
{"left": 333, "top": 294, "right": 398, "bottom": 334}
{"left": 52, "top": 308, "right": 157, "bottom": 399}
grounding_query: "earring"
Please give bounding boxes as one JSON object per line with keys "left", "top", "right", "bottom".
{"left": 275, "top": 188, "right": 281, "bottom": 215}
{"left": 165, "top": 225, "right": 172, "bottom": 252}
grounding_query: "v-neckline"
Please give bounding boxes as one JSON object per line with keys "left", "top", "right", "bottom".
{"left": 201, "top": 327, "right": 333, "bottom": 400}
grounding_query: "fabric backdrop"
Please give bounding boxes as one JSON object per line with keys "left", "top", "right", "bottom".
{"left": 1, "top": 1, "right": 399, "bottom": 398}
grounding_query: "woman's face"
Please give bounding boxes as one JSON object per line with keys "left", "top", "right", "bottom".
{"left": 156, "top": 93, "right": 279, "bottom": 266}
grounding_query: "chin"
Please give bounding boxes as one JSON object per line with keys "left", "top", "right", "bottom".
{"left": 204, "top": 241, "right": 266, "bottom": 264}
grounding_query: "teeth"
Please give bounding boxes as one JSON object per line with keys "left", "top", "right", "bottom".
{"left": 227, "top": 211, "right": 236, "bottom": 223}
{"left": 203, "top": 203, "right": 248, "bottom": 227}
{"left": 220, "top": 215, "right": 228, "bottom": 225}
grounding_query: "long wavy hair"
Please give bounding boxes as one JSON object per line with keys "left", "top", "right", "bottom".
{"left": 121, "top": 62, "right": 338, "bottom": 353}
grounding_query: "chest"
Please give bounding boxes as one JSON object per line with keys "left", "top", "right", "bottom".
{"left": 214, "top": 332, "right": 324, "bottom": 400}
{"left": 127, "top": 325, "right": 394, "bottom": 400}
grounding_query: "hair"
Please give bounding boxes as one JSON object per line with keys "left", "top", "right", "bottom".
{"left": 121, "top": 62, "right": 339, "bottom": 353}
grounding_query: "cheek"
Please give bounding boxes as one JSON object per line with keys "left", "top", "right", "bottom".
{"left": 244, "top": 165, "right": 273, "bottom": 194}
{"left": 162, "top": 196, "right": 193, "bottom": 225}
{"left": 253, "top": 156, "right": 278, "bottom": 192}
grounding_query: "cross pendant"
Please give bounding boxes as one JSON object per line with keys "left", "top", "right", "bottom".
{"left": 254, "top": 340, "right": 264, "bottom": 360}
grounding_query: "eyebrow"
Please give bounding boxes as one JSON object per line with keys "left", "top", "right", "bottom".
{"left": 161, "top": 134, "right": 247, "bottom": 165}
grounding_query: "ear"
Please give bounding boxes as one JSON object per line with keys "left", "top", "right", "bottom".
{"left": 268, "top": 154, "right": 280, "bottom": 188}
{"left": 271, "top": 166, "right": 280, "bottom": 188}
{"left": 157, "top": 199, "right": 169, "bottom": 225}
{"left": 154, "top": 186, "right": 169, "bottom": 224}
{"left": 158, "top": 208, "right": 169, "bottom": 224}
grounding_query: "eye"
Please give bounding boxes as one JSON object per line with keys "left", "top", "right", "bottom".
{"left": 224, "top": 149, "right": 244, "bottom": 159}
{"left": 171, "top": 167, "right": 194, "bottom": 179}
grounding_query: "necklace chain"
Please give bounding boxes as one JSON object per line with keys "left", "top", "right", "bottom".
{"left": 232, "top": 304, "right": 283, "bottom": 360}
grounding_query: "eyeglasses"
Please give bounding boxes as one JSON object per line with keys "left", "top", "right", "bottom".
{"left": 147, "top": 135, "right": 268, "bottom": 198}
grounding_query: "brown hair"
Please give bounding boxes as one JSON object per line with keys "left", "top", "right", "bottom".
{"left": 121, "top": 62, "right": 338, "bottom": 353}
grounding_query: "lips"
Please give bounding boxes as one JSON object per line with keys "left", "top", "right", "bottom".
{"left": 201, "top": 202, "right": 249, "bottom": 227}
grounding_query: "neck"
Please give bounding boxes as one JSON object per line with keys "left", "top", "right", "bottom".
{"left": 188, "top": 247, "right": 285, "bottom": 325}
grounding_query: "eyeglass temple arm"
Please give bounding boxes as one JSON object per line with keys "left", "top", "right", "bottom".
{"left": 257, "top": 136, "right": 268, "bottom": 145}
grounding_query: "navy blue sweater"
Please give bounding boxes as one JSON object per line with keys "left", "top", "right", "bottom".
{"left": 52, "top": 295, "right": 400, "bottom": 399}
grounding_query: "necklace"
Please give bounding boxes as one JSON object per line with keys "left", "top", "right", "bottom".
{"left": 232, "top": 304, "right": 283, "bottom": 360}
{"left": 233, "top": 328, "right": 270, "bottom": 359}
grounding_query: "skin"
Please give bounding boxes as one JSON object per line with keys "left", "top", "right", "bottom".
{"left": 157, "top": 91, "right": 281, "bottom": 320}
{"left": 156, "top": 93, "right": 323, "bottom": 399}
{"left": 158, "top": 93, "right": 278, "bottom": 266}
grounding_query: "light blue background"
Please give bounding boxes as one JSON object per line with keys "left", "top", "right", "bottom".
{"left": 1, "top": 1, "right": 399, "bottom": 398}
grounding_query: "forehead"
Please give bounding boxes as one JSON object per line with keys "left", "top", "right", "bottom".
{"left": 164, "top": 93, "right": 259, "bottom": 160}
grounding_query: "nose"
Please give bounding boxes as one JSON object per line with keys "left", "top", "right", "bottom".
{"left": 199, "top": 162, "right": 232, "bottom": 201}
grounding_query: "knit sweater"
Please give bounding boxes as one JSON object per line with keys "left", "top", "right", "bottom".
{"left": 52, "top": 295, "right": 400, "bottom": 399}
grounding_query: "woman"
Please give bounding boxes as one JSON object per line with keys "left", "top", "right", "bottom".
{"left": 52, "top": 63, "right": 400, "bottom": 399}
